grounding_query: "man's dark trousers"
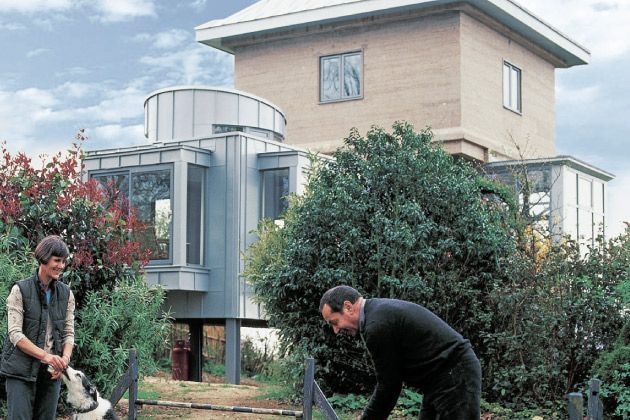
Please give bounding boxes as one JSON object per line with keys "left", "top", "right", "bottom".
{"left": 418, "top": 350, "right": 482, "bottom": 420}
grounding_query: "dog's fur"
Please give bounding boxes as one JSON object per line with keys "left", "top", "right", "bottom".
{"left": 61, "top": 366, "right": 119, "bottom": 420}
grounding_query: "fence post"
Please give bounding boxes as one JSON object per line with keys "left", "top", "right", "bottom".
{"left": 587, "top": 378, "right": 603, "bottom": 420}
{"left": 127, "top": 349, "right": 139, "bottom": 420}
{"left": 567, "top": 392, "right": 583, "bottom": 420}
{"left": 303, "top": 358, "right": 314, "bottom": 420}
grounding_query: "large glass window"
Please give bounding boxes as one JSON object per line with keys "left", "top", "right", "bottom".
{"left": 187, "top": 165, "right": 205, "bottom": 265}
{"left": 503, "top": 61, "right": 521, "bottom": 113}
{"left": 93, "top": 167, "right": 172, "bottom": 262}
{"left": 262, "top": 169, "right": 289, "bottom": 221}
{"left": 320, "top": 52, "right": 362, "bottom": 102}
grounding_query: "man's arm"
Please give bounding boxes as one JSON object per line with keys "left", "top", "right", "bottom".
{"left": 360, "top": 325, "right": 404, "bottom": 420}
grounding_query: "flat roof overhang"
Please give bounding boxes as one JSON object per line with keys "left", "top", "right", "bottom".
{"left": 195, "top": 0, "right": 589, "bottom": 67}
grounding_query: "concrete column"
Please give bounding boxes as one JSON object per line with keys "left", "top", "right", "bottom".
{"left": 188, "top": 320, "right": 203, "bottom": 382}
{"left": 225, "top": 318, "right": 241, "bottom": 384}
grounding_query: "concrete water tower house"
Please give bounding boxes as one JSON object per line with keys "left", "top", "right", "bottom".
{"left": 196, "top": 0, "right": 615, "bottom": 241}
{"left": 83, "top": 87, "right": 310, "bottom": 383}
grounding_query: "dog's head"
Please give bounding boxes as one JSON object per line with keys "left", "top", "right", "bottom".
{"left": 61, "top": 366, "right": 100, "bottom": 413}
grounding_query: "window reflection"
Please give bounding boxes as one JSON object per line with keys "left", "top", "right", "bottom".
{"left": 93, "top": 168, "right": 172, "bottom": 261}
{"left": 262, "top": 169, "right": 289, "bottom": 221}
{"left": 321, "top": 52, "right": 362, "bottom": 102}
{"left": 131, "top": 170, "right": 172, "bottom": 261}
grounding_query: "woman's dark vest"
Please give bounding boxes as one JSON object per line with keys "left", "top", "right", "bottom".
{"left": 0, "top": 273, "right": 70, "bottom": 382}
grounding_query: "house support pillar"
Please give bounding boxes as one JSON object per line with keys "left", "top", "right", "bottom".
{"left": 188, "top": 320, "right": 203, "bottom": 382}
{"left": 225, "top": 318, "right": 241, "bottom": 384}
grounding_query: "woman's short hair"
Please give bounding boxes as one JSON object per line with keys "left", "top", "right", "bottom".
{"left": 319, "top": 285, "right": 361, "bottom": 313}
{"left": 34, "top": 235, "right": 69, "bottom": 264}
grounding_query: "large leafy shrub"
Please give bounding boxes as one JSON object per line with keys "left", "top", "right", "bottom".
{"left": 245, "top": 123, "right": 629, "bottom": 416}
{"left": 245, "top": 122, "right": 517, "bottom": 394}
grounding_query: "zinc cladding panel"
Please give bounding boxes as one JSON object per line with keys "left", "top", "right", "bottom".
{"left": 259, "top": 103, "right": 275, "bottom": 131}
{"left": 238, "top": 95, "right": 259, "bottom": 127}
{"left": 120, "top": 155, "right": 140, "bottom": 167}
{"left": 215, "top": 92, "right": 239, "bottom": 125}
{"left": 157, "top": 92, "right": 174, "bottom": 141}
{"left": 173, "top": 90, "right": 194, "bottom": 139}
{"left": 194, "top": 90, "right": 216, "bottom": 138}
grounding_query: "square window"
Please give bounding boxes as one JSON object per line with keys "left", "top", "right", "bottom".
{"left": 320, "top": 52, "right": 362, "bottom": 102}
{"left": 92, "top": 167, "right": 173, "bottom": 262}
{"left": 503, "top": 61, "right": 521, "bottom": 113}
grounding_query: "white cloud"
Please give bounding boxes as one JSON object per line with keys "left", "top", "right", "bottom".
{"left": 139, "top": 44, "right": 233, "bottom": 86}
{"left": 0, "top": 0, "right": 72, "bottom": 13}
{"left": 92, "top": 0, "right": 156, "bottom": 23}
{"left": 523, "top": 0, "right": 630, "bottom": 61}
{"left": 26, "top": 48, "right": 51, "bottom": 58}
{"left": 0, "top": 20, "right": 26, "bottom": 30}
{"left": 55, "top": 81, "right": 94, "bottom": 99}
{"left": 35, "top": 84, "right": 146, "bottom": 124}
{"left": 134, "top": 29, "right": 190, "bottom": 49}
{"left": 190, "top": 0, "right": 207, "bottom": 12}
{"left": 89, "top": 123, "right": 145, "bottom": 149}
{"left": 556, "top": 82, "right": 601, "bottom": 107}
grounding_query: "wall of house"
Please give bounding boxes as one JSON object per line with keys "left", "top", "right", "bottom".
{"left": 159, "top": 135, "right": 305, "bottom": 322}
{"left": 233, "top": 8, "right": 558, "bottom": 161}
{"left": 84, "top": 133, "right": 308, "bottom": 323}
{"left": 234, "top": 11, "right": 462, "bottom": 155}
{"left": 459, "top": 12, "right": 556, "bottom": 161}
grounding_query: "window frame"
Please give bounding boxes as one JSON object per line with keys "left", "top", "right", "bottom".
{"left": 260, "top": 168, "right": 290, "bottom": 222}
{"left": 503, "top": 60, "right": 522, "bottom": 114}
{"left": 186, "top": 164, "right": 206, "bottom": 266}
{"left": 91, "top": 164, "right": 174, "bottom": 265}
{"left": 319, "top": 50, "right": 364, "bottom": 103}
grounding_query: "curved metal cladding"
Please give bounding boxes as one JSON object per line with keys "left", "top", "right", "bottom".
{"left": 144, "top": 86, "right": 287, "bottom": 143}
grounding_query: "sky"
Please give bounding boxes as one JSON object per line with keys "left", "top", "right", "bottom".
{"left": 0, "top": 0, "right": 628, "bottom": 237}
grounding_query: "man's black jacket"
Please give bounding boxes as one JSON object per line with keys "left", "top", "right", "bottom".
{"left": 360, "top": 298, "right": 472, "bottom": 420}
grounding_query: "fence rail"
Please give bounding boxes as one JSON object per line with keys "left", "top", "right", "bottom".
{"left": 110, "top": 349, "right": 339, "bottom": 420}
{"left": 111, "top": 350, "right": 603, "bottom": 420}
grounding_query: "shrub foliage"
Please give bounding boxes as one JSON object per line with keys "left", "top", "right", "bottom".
{"left": 245, "top": 123, "right": 629, "bottom": 416}
{"left": 0, "top": 138, "right": 170, "bottom": 403}
{"left": 245, "top": 122, "right": 516, "bottom": 392}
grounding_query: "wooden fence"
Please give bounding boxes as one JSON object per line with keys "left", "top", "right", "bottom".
{"left": 109, "top": 349, "right": 339, "bottom": 420}
{"left": 567, "top": 378, "right": 604, "bottom": 420}
{"left": 110, "top": 349, "right": 605, "bottom": 420}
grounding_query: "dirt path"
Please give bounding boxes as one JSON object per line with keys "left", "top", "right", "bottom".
{"left": 113, "top": 374, "right": 304, "bottom": 419}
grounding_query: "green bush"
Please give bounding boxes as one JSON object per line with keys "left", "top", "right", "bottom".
{"left": 245, "top": 122, "right": 516, "bottom": 395}
{"left": 244, "top": 122, "right": 629, "bottom": 415}
{"left": 72, "top": 275, "right": 171, "bottom": 396}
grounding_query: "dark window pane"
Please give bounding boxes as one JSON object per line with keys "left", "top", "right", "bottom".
{"left": 187, "top": 165, "right": 204, "bottom": 265}
{"left": 262, "top": 169, "right": 289, "bottom": 220}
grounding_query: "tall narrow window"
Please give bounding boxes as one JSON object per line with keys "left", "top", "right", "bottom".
{"left": 187, "top": 165, "right": 205, "bottom": 265}
{"left": 503, "top": 61, "right": 521, "bottom": 113}
{"left": 320, "top": 52, "right": 362, "bottom": 102}
{"left": 262, "top": 169, "right": 290, "bottom": 221}
{"left": 131, "top": 170, "right": 172, "bottom": 261}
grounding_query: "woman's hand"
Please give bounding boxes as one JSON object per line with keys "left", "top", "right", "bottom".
{"left": 42, "top": 353, "right": 65, "bottom": 372}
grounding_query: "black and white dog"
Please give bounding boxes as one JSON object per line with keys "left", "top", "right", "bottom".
{"left": 61, "top": 366, "right": 119, "bottom": 420}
